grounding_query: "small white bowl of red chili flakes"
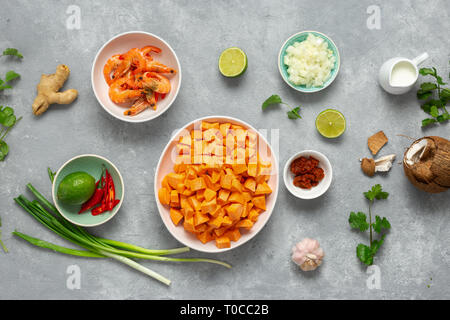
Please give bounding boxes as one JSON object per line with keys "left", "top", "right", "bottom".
{"left": 283, "top": 150, "right": 332, "bottom": 199}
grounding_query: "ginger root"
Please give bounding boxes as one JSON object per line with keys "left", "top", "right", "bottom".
{"left": 32, "top": 64, "right": 78, "bottom": 116}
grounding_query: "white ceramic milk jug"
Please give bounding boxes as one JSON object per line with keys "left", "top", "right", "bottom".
{"left": 378, "top": 52, "right": 429, "bottom": 95}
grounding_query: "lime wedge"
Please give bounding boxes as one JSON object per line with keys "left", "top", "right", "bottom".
{"left": 315, "top": 109, "right": 346, "bottom": 138}
{"left": 218, "top": 47, "right": 247, "bottom": 77}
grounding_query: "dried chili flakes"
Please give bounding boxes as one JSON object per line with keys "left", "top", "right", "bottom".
{"left": 291, "top": 156, "right": 325, "bottom": 189}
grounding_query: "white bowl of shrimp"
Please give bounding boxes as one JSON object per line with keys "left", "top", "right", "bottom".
{"left": 91, "top": 31, "right": 181, "bottom": 123}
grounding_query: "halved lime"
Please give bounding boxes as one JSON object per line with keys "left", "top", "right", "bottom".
{"left": 218, "top": 47, "right": 247, "bottom": 77}
{"left": 315, "top": 109, "right": 346, "bottom": 138}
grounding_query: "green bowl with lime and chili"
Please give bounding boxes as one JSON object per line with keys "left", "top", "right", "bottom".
{"left": 52, "top": 154, "right": 124, "bottom": 227}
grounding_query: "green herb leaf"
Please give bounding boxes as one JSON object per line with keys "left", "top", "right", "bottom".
{"left": 0, "top": 141, "right": 9, "bottom": 161}
{"left": 370, "top": 234, "right": 386, "bottom": 256}
{"left": 420, "top": 82, "right": 437, "bottom": 91}
{"left": 4, "top": 71, "right": 20, "bottom": 82}
{"left": 417, "top": 89, "right": 433, "bottom": 100}
{"left": 2, "top": 48, "right": 23, "bottom": 58}
{"left": 262, "top": 94, "right": 282, "bottom": 110}
{"left": 422, "top": 118, "right": 437, "bottom": 127}
{"left": 287, "top": 107, "right": 301, "bottom": 119}
{"left": 419, "top": 67, "right": 435, "bottom": 76}
{"left": 372, "top": 216, "right": 391, "bottom": 233}
{"left": 357, "top": 244, "right": 373, "bottom": 265}
{"left": 3, "top": 114, "right": 16, "bottom": 128}
{"left": 364, "top": 184, "right": 389, "bottom": 201}
{"left": 441, "top": 88, "right": 450, "bottom": 100}
{"left": 349, "top": 211, "right": 369, "bottom": 231}
{"left": 430, "top": 105, "right": 439, "bottom": 118}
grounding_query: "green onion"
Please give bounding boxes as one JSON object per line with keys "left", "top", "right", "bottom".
{"left": 13, "top": 182, "right": 231, "bottom": 285}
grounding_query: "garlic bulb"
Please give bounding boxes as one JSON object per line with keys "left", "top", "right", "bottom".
{"left": 291, "top": 238, "right": 324, "bottom": 271}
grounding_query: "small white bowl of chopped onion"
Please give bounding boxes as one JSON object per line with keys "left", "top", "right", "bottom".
{"left": 278, "top": 31, "right": 340, "bottom": 93}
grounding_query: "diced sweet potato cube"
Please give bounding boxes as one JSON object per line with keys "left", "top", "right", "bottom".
{"left": 219, "top": 123, "right": 231, "bottom": 137}
{"left": 183, "top": 216, "right": 195, "bottom": 232}
{"left": 197, "top": 231, "right": 213, "bottom": 244}
{"left": 232, "top": 163, "right": 248, "bottom": 175}
{"left": 220, "top": 174, "right": 233, "bottom": 190}
{"left": 248, "top": 209, "right": 260, "bottom": 222}
{"left": 244, "top": 178, "right": 256, "bottom": 192}
{"left": 170, "top": 208, "right": 184, "bottom": 226}
{"left": 236, "top": 219, "right": 254, "bottom": 229}
{"left": 158, "top": 187, "right": 171, "bottom": 205}
{"left": 204, "top": 188, "right": 216, "bottom": 202}
{"left": 217, "top": 189, "right": 230, "bottom": 205}
{"left": 214, "top": 226, "right": 228, "bottom": 237}
{"left": 188, "top": 196, "right": 202, "bottom": 211}
{"left": 196, "top": 189, "right": 205, "bottom": 201}
{"left": 183, "top": 206, "right": 195, "bottom": 219}
{"left": 225, "top": 229, "right": 241, "bottom": 242}
{"left": 161, "top": 176, "right": 172, "bottom": 190}
{"left": 209, "top": 216, "right": 223, "bottom": 229}
{"left": 222, "top": 215, "right": 233, "bottom": 227}
{"left": 179, "top": 134, "right": 191, "bottom": 146}
{"left": 226, "top": 203, "right": 244, "bottom": 220}
{"left": 247, "top": 163, "right": 257, "bottom": 177}
{"left": 252, "top": 196, "right": 266, "bottom": 210}
{"left": 176, "top": 183, "right": 186, "bottom": 194}
{"left": 255, "top": 182, "right": 272, "bottom": 195}
{"left": 211, "top": 170, "right": 221, "bottom": 183}
{"left": 215, "top": 236, "right": 231, "bottom": 249}
{"left": 231, "top": 178, "right": 243, "bottom": 192}
{"left": 242, "top": 192, "right": 252, "bottom": 203}
{"left": 170, "top": 190, "right": 180, "bottom": 207}
{"left": 201, "top": 198, "right": 217, "bottom": 214}
{"left": 228, "top": 192, "right": 245, "bottom": 204}
{"left": 194, "top": 212, "right": 210, "bottom": 226}
{"left": 202, "top": 121, "right": 220, "bottom": 131}
{"left": 190, "top": 177, "right": 206, "bottom": 191}
{"left": 167, "top": 173, "right": 185, "bottom": 190}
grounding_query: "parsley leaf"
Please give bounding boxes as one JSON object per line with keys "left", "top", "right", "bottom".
{"left": 364, "top": 184, "right": 389, "bottom": 201}
{"left": 349, "top": 212, "right": 369, "bottom": 231}
{"left": 261, "top": 94, "right": 302, "bottom": 120}
{"left": 372, "top": 216, "right": 391, "bottom": 233}
{"left": 357, "top": 244, "right": 373, "bottom": 265}
{"left": 350, "top": 184, "right": 391, "bottom": 266}
{"left": 4, "top": 71, "right": 20, "bottom": 82}
{"left": 287, "top": 107, "right": 301, "bottom": 119}
{"left": 2, "top": 48, "right": 23, "bottom": 59}
{"left": 262, "top": 95, "right": 282, "bottom": 110}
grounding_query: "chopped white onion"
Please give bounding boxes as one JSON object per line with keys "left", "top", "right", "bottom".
{"left": 284, "top": 34, "right": 336, "bottom": 88}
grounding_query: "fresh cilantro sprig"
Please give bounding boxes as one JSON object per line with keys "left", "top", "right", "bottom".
{"left": 2, "top": 48, "right": 23, "bottom": 59}
{"left": 0, "top": 48, "right": 22, "bottom": 91}
{"left": 349, "top": 184, "right": 391, "bottom": 266}
{"left": 261, "top": 94, "right": 302, "bottom": 120}
{"left": 0, "top": 106, "right": 22, "bottom": 161}
{"left": 417, "top": 64, "right": 450, "bottom": 127}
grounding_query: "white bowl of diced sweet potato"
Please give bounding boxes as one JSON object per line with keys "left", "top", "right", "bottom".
{"left": 154, "top": 116, "right": 279, "bottom": 253}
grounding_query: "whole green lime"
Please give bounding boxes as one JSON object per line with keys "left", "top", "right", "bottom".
{"left": 57, "top": 171, "right": 96, "bottom": 205}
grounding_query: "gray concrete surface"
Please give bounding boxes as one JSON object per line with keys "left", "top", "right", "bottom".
{"left": 0, "top": 0, "right": 449, "bottom": 300}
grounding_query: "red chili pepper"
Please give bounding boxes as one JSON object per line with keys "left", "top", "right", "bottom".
{"left": 154, "top": 92, "right": 159, "bottom": 102}
{"left": 90, "top": 167, "right": 120, "bottom": 216}
{"left": 161, "top": 94, "right": 166, "bottom": 100}
{"left": 79, "top": 168, "right": 106, "bottom": 214}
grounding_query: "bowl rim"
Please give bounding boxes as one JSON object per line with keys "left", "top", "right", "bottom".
{"left": 283, "top": 150, "right": 333, "bottom": 199}
{"left": 52, "top": 154, "right": 125, "bottom": 227}
{"left": 91, "top": 30, "right": 182, "bottom": 123}
{"left": 278, "top": 30, "right": 340, "bottom": 93}
{"left": 154, "top": 115, "right": 280, "bottom": 253}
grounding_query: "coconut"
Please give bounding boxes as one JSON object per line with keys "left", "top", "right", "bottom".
{"left": 403, "top": 136, "right": 450, "bottom": 193}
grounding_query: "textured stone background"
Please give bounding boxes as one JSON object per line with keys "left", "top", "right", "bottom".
{"left": 0, "top": 0, "right": 449, "bottom": 299}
